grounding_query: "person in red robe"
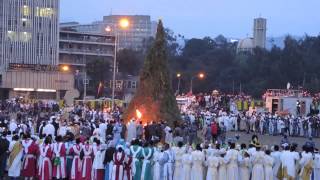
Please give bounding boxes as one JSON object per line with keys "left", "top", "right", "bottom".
{"left": 82, "top": 139, "right": 93, "bottom": 180}
{"left": 70, "top": 138, "right": 82, "bottom": 180}
{"left": 111, "top": 146, "right": 126, "bottom": 180}
{"left": 38, "top": 136, "right": 53, "bottom": 180}
{"left": 21, "top": 134, "right": 38, "bottom": 179}
{"left": 52, "top": 135, "right": 67, "bottom": 179}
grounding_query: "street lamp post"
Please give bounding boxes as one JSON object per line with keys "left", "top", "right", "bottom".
{"left": 106, "top": 18, "right": 129, "bottom": 110}
{"left": 190, "top": 72, "right": 205, "bottom": 94}
{"left": 176, "top": 73, "right": 181, "bottom": 95}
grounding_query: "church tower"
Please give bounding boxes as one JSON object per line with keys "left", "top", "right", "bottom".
{"left": 253, "top": 17, "right": 267, "bottom": 48}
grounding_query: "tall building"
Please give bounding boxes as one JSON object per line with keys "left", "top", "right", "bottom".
{"left": 237, "top": 17, "right": 267, "bottom": 54}
{"left": 253, "top": 17, "right": 267, "bottom": 49}
{"left": 59, "top": 30, "right": 115, "bottom": 93}
{"left": 103, "top": 15, "right": 154, "bottom": 50}
{"left": 65, "top": 15, "right": 156, "bottom": 50}
{"left": 0, "top": 0, "right": 59, "bottom": 67}
{"left": 0, "top": 0, "right": 75, "bottom": 100}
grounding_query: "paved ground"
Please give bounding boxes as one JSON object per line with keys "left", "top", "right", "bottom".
{"left": 226, "top": 131, "right": 320, "bottom": 150}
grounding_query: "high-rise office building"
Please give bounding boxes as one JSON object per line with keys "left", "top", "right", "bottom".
{"left": 0, "top": 0, "right": 59, "bottom": 68}
{"left": 103, "top": 15, "right": 154, "bottom": 50}
{"left": 67, "top": 15, "right": 156, "bottom": 50}
{"left": 253, "top": 17, "right": 267, "bottom": 49}
{"left": 0, "top": 0, "right": 74, "bottom": 100}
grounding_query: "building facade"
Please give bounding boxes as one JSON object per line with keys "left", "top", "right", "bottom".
{"left": 59, "top": 30, "right": 115, "bottom": 70}
{"left": 59, "top": 30, "right": 115, "bottom": 95}
{"left": 103, "top": 15, "right": 155, "bottom": 50}
{"left": 64, "top": 15, "right": 157, "bottom": 50}
{"left": 0, "top": 0, "right": 75, "bottom": 100}
{"left": 0, "top": 0, "right": 59, "bottom": 67}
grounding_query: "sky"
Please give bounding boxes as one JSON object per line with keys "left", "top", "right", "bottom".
{"left": 60, "top": 0, "right": 320, "bottom": 38}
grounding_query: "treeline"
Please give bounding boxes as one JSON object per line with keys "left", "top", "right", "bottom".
{"left": 98, "top": 30, "right": 320, "bottom": 98}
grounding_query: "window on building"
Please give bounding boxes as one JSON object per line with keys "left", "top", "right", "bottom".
{"left": 20, "top": 32, "right": 31, "bottom": 42}
{"left": 7, "top": 31, "right": 17, "bottom": 41}
{"left": 22, "top": 5, "right": 29, "bottom": 16}
{"left": 131, "top": 81, "right": 137, "bottom": 89}
{"left": 36, "top": 7, "right": 55, "bottom": 17}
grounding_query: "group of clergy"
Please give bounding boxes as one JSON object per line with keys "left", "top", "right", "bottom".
{"left": 2, "top": 129, "right": 320, "bottom": 180}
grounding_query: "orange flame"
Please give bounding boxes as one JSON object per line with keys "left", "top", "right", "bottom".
{"left": 136, "top": 109, "right": 142, "bottom": 119}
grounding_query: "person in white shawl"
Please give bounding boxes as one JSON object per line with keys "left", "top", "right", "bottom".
{"left": 7, "top": 135, "right": 23, "bottom": 179}
{"left": 251, "top": 146, "right": 265, "bottom": 180}
{"left": 191, "top": 144, "right": 205, "bottom": 180}
{"left": 264, "top": 150, "right": 274, "bottom": 180}
{"left": 152, "top": 146, "right": 162, "bottom": 180}
{"left": 271, "top": 145, "right": 281, "bottom": 180}
{"left": 314, "top": 149, "right": 320, "bottom": 180}
{"left": 280, "top": 145, "right": 299, "bottom": 180}
{"left": 91, "top": 140, "right": 105, "bottom": 180}
{"left": 206, "top": 149, "right": 219, "bottom": 180}
{"left": 299, "top": 145, "right": 313, "bottom": 180}
{"left": 218, "top": 148, "right": 227, "bottom": 180}
{"left": 224, "top": 142, "right": 239, "bottom": 180}
{"left": 181, "top": 146, "right": 193, "bottom": 180}
{"left": 172, "top": 142, "right": 185, "bottom": 180}
{"left": 126, "top": 119, "right": 137, "bottom": 142}
{"left": 238, "top": 150, "right": 250, "bottom": 180}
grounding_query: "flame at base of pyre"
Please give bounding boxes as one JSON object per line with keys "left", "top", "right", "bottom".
{"left": 124, "top": 97, "right": 164, "bottom": 125}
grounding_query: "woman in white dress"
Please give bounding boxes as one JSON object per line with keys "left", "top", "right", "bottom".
{"left": 251, "top": 146, "right": 265, "bottom": 180}
{"left": 264, "top": 150, "right": 274, "bottom": 180}
{"left": 191, "top": 144, "right": 205, "bottom": 180}
{"left": 182, "top": 146, "right": 193, "bottom": 180}
{"left": 218, "top": 149, "right": 227, "bottom": 180}
{"left": 173, "top": 142, "right": 185, "bottom": 180}
{"left": 238, "top": 151, "right": 251, "bottom": 180}
{"left": 206, "top": 151, "right": 219, "bottom": 180}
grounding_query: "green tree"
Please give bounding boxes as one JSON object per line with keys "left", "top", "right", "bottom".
{"left": 124, "top": 20, "right": 181, "bottom": 126}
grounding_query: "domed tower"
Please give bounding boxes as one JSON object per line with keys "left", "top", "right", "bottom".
{"left": 253, "top": 17, "right": 267, "bottom": 48}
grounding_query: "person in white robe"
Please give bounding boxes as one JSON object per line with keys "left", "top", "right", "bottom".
{"left": 224, "top": 142, "right": 239, "bottom": 180}
{"left": 313, "top": 150, "right": 320, "bottom": 180}
{"left": 7, "top": 135, "right": 23, "bottom": 179}
{"left": 271, "top": 145, "right": 281, "bottom": 180}
{"left": 264, "top": 150, "right": 274, "bottom": 180}
{"left": 206, "top": 151, "right": 219, "bottom": 180}
{"left": 164, "top": 144, "right": 174, "bottom": 180}
{"left": 172, "top": 142, "right": 185, "bottom": 180}
{"left": 218, "top": 149, "right": 227, "bottom": 180}
{"left": 181, "top": 147, "right": 193, "bottom": 180}
{"left": 126, "top": 119, "right": 137, "bottom": 142}
{"left": 238, "top": 151, "right": 250, "bottom": 180}
{"left": 251, "top": 146, "right": 265, "bottom": 180}
{"left": 43, "top": 122, "right": 55, "bottom": 138}
{"left": 152, "top": 147, "right": 161, "bottom": 180}
{"left": 191, "top": 144, "right": 205, "bottom": 180}
{"left": 92, "top": 140, "right": 105, "bottom": 180}
{"left": 280, "top": 146, "right": 299, "bottom": 180}
{"left": 58, "top": 122, "right": 68, "bottom": 137}
{"left": 299, "top": 146, "right": 313, "bottom": 180}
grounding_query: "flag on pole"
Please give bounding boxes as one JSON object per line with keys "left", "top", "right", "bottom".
{"left": 97, "top": 82, "right": 104, "bottom": 97}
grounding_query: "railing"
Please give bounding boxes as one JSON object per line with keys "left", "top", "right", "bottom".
{"left": 59, "top": 48, "right": 114, "bottom": 56}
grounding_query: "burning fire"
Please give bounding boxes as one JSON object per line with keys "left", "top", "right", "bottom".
{"left": 136, "top": 109, "right": 142, "bottom": 119}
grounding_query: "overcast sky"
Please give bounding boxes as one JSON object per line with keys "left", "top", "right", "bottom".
{"left": 60, "top": 0, "right": 320, "bottom": 38}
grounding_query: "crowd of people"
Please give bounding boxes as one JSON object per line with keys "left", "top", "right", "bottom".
{"left": 180, "top": 93, "right": 320, "bottom": 141}
{"left": 0, "top": 95, "right": 319, "bottom": 180}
